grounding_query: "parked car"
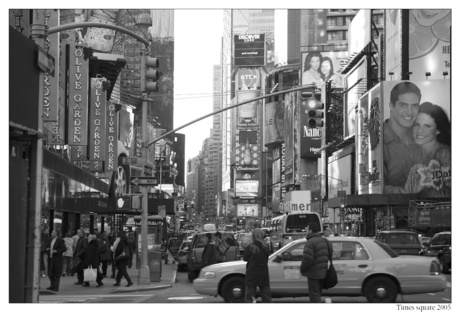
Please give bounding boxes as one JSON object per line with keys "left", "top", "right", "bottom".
{"left": 375, "top": 230, "right": 422, "bottom": 255}
{"left": 186, "top": 231, "right": 239, "bottom": 281}
{"left": 237, "top": 233, "right": 253, "bottom": 255}
{"left": 193, "top": 237, "right": 446, "bottom": 303}
{"left": 177, "top": 240, "right": 191, "bottom": 271}
{"left": 420, "top": 231, "right": 451, "bottom": 274}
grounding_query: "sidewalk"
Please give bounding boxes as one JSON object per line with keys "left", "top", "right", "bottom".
{"left": 39, "top": 255, "right": 177, "bottom": 296}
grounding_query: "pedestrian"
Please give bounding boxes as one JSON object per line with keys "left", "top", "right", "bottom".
{"left": 214, "top": 231, "right": 225, "bottom": 263}
{"left": 242, "top": 228, "right": 272, "bottom": 303}
{"left": 201, "top": 233, "right": 217, "bottom": 269}
{"left": 46, "top": 229, "right": 67, "bottom": 291}
{"left": 300, "top": 222, "right": 333, "bottom": 303}
{"left": 73, "top": 228, "right": 88, "bottom": 285}
{"left": 40, "top": 228, "right": 51, "bottom": 277}
{"left": 83, "top": 234, "right": 104, "bottom": 287}
{"left": 110, "top": 231, "right": 120, "bottom": 278}
{"left": 127, "top": 231, "right": 136, "bottom": 268}
{"left": 62, "top": 232, "right": 74, "bottom": 276}
{"left": 98, "top": 231, "right": 111, "bottom": 277}
{"left": 113, "top": 231, "right": 133, "bottom": 287}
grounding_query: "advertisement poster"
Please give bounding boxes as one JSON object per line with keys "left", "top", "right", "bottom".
{"left": 237, "top": 90, "right": 260, "bottom": 127}
{"left": 408, "top": 10, "right": 451, "bottom": 80}
{"left": 279, "top": 190, "right": 311, "bottom": 214}
{"left": 356, "top": 93, "right": 369, "bottom": 194}
{"left": 385, "top": 9, "right": 403, "bottom": 81}
{"left": 344, "top": 58, "right": 367, "bottom": 138}
{"left": 381, "top": 80, "right": 450, "bottom": 198}
{"left": 89, "top": 78, "right": 107, "bottom": 162}
{"left": 237, "top": 204, "right": 260, "bottom": 217}
{"left": 301, "top": 51, "right": 348, "bottom": 89}
{"left": 84, "top": 9, "right": 119, "bottom": 52}
{"left": 328, "top": 154, "right": 352, "bottom": 198}
{"left": 119, "top": 109, "right": 134, "bottom": 156}
{"left": 368, "top": 85, "right": 383, "bottom": 194}
{"left": 235, "top": 129, "right": 260, "bottom": 171}
{"left": 264, "top": 101, "right": 284, "bottom": 145}
{"left": 283, "top": 92, "right": 295, "bottom": 185}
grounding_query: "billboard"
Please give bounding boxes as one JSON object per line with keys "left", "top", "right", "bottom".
{"left": 237, "top": 90, "right": 260, "bottom": 127}
{"left": 279, "top": 190, "right": 311, "bottom": 214}
{"left": 264, "top": 101, "right": 284, "bottom": 145}
{"left": 237, "top": 68, "right": 261, "bottom": 90}
{"left": 301, "top": 51, "right": 348, "bottom": 89}
{"left": 344, "top": 58, "right": 367, "bottom": 138}
{"left": 235, "top": 180, "right": 259, "bottom": 197}
{"left": 119, "top": 109, "right": 134, "bottom": 156}
{"left": 236, "top": 204, "right": 260, "bottom": 217}
{"left": 408, "top": 10, "right": 451, "bottom": 80}
{"left": 328, "top": 154, "right": 352, "bottom": 198}
{"left": 356, "top": 85, "right": 384, "bottom": 195}
{"left": 379, "top": 80, "right": 450, "bottom": 197}
{"left": 235, "top": 129, "right": 260, "bottom": 171}
{"left": 234, "top": 34, "right": 265, "bottom": 67}
{"left": 385, "top": 10, "right": 403, "bottom": 81}
{"left": 348, "top": 9, "right": 371, "bottom": 56}
{"left": 284, "top": 92, "right": 296, "bottom": 185}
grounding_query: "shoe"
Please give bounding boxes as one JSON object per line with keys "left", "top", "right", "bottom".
{"left": 97, "top": 283, "right": 104, "bottom": 287}
{"left": 52, "top": 288, "right": 59, "bottom": 291}
{"left": 126, "top": 282, "right": 133, "bottom": 287}
{"left": 74, "top": 282, "right": 83, "bottom": 285}
{"left": 46, "top": 286, "right": 54, "bottom": 290}
{"left": 82, "top": 282, "right": 90, "bottom": 287}
{"left": 113, "top": 283, "right": 120, "bottom": 286}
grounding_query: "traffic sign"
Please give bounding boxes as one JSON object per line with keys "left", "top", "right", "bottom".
{"left": 131, "top": 177, "right": 158, "bottom": 186}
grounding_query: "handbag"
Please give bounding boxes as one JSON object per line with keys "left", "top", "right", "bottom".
{"left": 115, "top": 243, "right": 131, "bottom": 262}
{"left": 84, "top": 265, "right": 97, "bottom": 282}
{"left": 218, "top": 241, "right": 229, "bottom": 255}
{"left": 322, "top": 238, "right": 338, "bottom": 289}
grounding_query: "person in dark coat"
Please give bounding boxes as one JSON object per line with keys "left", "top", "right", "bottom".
{"left": 97, "top": 231, "right": 111, "bottom": 277}
{"left": 40, "top": 228, "right": 51, "bottom": 277}
{"left": 46, "top": 229, "right": 67, "bottom": 291}
{"left": 201, "top": 233, "right": 217, "bottom": 269}
{"left": 83, "top": 234, "right": 103, "bottom": 287}
{"left": 113, "top": 231, "right": 133, "bottom": 287}
{"left": 300, "top": 222, "right": 333, "bottom": 303}
{"left": 73, "top": 228, "right": 88, "bottom": 285}
{"left": 242, "top": 228, "right": 272, "bottom": 303}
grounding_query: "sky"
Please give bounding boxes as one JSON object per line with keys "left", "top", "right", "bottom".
{"left": 173, "top": 9, "right": 223, "bottom": 162}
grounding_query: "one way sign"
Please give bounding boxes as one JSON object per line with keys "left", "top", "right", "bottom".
{"left": 130, "top": 177, "right": 158, "bottom": 186}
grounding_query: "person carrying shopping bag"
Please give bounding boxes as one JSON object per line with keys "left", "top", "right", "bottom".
{"left": 82, "top": 234, "right": 104, "bottom": 287}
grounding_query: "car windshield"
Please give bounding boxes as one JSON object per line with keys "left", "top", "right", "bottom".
{"left": 374, "top": 240, "right": 399, "bottom": 258}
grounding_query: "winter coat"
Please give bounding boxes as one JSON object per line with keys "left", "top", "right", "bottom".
{"left": 74, "top": 236, "right": 88, "bottom": 260}
{"left": 98, "top": 238, "right": 111, "bottom": 261}
{"left": 201, "top": 240, "right": 217, "bottom": 268}
{"left": 85, "top": 239, "right": 101, "bottom": 268}
{"left": 114, "top": 240, "right": 130, "bottom": 265}
{"left": 63, "top": 237, "right": 74, "bottom": 257}
{"left": 300, "top": 233, "right": 332, "bottom": 279}
{"left": 243, "top": 240, "right": 270, "bottom": 287}
{"left": 47, "top": 236, "right": 67, "bottom": 277}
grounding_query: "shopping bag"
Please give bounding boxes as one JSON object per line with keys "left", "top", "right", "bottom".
{"left": 84, "top": 266, "right": 97, "bottom": 282}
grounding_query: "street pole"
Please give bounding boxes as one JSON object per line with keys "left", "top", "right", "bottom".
{"left": 138, "top": 92, "right": 150, "bottom": 284}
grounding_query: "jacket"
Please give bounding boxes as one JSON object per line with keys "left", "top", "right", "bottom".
{"left": 243, "top": 240, "right": 270, "bottom": 287}
{"left": 47, "top": 236, "right": 67, "bottom": 277}
{"left": 98, "top": 238, "right": 111, "bottom": 261}
{"left": 74, "top": 236, "right": 88, "bottom": 260}
{"left": 300, "top": 233, "right": 332, "bottom": 279}
{"left": 201, "top": 240, "right": 217, "bottom": 268}
{"left": 85, "top": 239, "right": 101, "bottom": 268}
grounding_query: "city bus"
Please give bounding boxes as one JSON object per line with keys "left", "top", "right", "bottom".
{"left": 269, "top": 212, "right": 323, "bottom": 251}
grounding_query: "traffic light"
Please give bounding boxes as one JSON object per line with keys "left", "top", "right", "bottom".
{"left": 305, "top": 96, "right": 324, "bottom": 128}
{"left": 140, "top": 56, "right": 160, "bottom": 93}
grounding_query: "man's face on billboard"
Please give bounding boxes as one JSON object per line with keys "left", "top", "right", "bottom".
{"left": 390, "top": 92, "right": 420, "bottom": 128}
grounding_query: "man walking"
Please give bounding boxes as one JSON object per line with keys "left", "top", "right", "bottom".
{"left": 73, "top": 229, "right": 88, "bottom": 285}
{"left": 300, "top": 222, "right": 332, "bottom": 303}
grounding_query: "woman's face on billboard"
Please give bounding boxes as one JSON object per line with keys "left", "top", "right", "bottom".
{"left": 310, "top": 56, "right": 321, "bottom": 71}
{"left": 413, "top": 112, "right": 440, "bottom": 146}
{"left": 321, "top": 60, "right": 332, "bottom": 76}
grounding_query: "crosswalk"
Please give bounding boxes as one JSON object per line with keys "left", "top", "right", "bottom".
{"left": 39, "top": 294, "right": 152, "bottom": 304}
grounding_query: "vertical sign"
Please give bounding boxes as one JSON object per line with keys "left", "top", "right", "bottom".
{"left": 67, "top": 44, "right": 89, "bottom": 146}
{"left": 43, "top": 9, "right": 59, "bottom": 122}
{"left": 89, "top": 78, "right": 107, "bottom": 171}
{"left": 105, "top": 101, "right": 118, "bottom": 172}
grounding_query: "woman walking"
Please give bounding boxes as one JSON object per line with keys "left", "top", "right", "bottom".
{"left": 242, "top": 228, "right": 272, "bottom": 303}
{"left": 83, "top": 234, "right": 104, "bottom": 287}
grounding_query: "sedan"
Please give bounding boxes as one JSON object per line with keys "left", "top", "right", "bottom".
{"left": 193, "top": 237, "right": 446, "bottom": 303}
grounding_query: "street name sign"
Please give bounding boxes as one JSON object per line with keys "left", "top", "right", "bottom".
{"left": 131, "top": 177, "right": 158, "bottom": 186}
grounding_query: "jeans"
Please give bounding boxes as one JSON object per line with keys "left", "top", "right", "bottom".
{"left": 307, "top": 278, "right": 324, "bottom": 303}
{"left": 245, "top": 284, "right": 273, "bottom": 303}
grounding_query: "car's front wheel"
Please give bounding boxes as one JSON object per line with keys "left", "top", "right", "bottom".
{"left": 221, "top": 276, "right": 245, "bottom": 303}
{"left": 364, "top": 276, "right": 398, "bottom": 303}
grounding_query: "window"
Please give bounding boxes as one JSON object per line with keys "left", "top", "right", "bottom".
{"left": 331, "top": 241, "right": 369, "bottom": 260}
{"left": 285, "top": 243, "right": 305, "bottom": 261}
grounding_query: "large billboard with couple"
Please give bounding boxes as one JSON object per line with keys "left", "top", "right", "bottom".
{"left": 357, "top": 80, "right": 451, "bottom": 198}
